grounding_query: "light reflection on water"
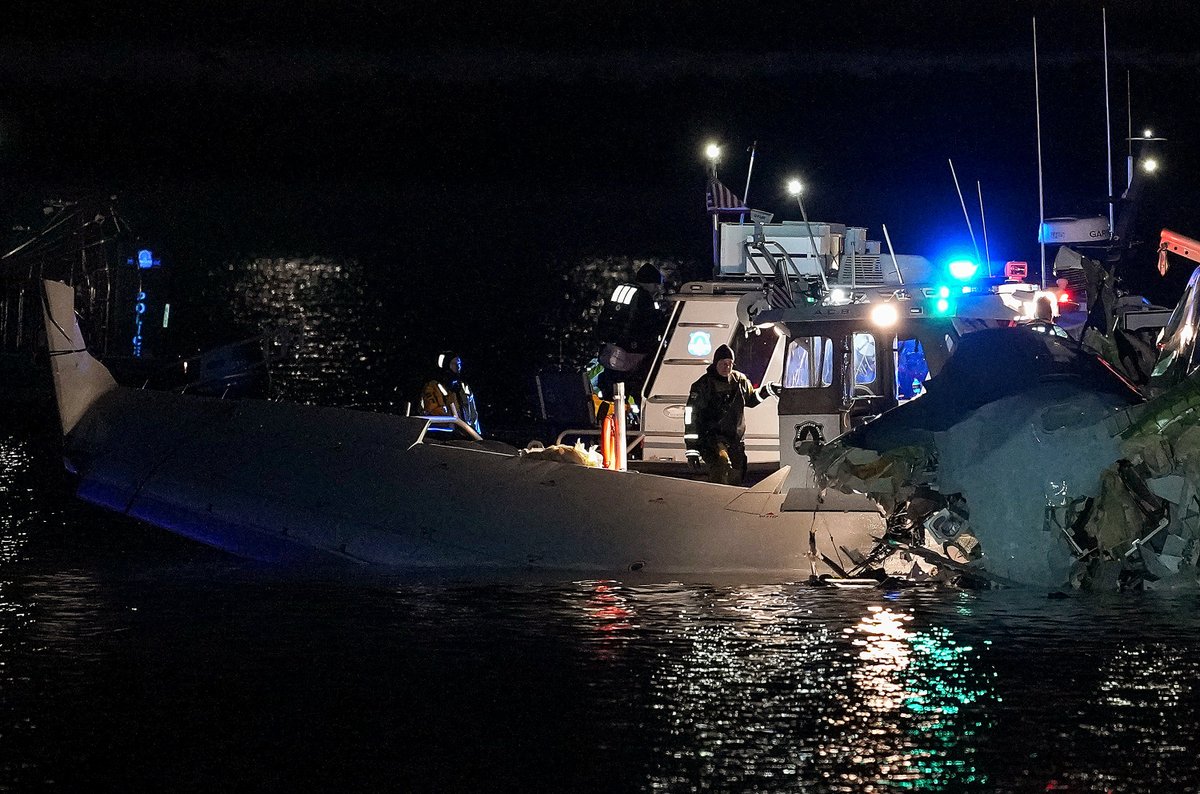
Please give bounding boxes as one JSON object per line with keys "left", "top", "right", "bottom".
{"left": 0, "top": 537, "right": 1199, "bottom": 789}
{"left": 209, "top": 252, "right": 687, "bottom": 425}
{"left": 0, "top": 432, "right": 33, "bottom": 565}
{"left": 227, "top": 256, "right": 378, "bottom": 405}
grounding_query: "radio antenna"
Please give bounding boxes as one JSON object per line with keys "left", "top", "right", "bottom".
{"left": 1033, "top": 16, "right": 1047, "bottom": 287}
{"left": 948, "top": 158, "right": 980, "bottom": 263}
{"left": 1103, "top": 8, "right": 1114, "bottom": 233}
{"left": 977, "top": 181, "right": 992, "bottom": 277}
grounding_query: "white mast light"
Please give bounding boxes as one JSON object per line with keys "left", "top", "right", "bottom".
{"left": 704, "top": 143, "right": 721, "bottom": 161}
{"left": 786, "top": 179, "right": 803, "bottom": 196}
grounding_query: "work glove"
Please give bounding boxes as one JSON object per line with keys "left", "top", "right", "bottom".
{"left": 686, "top": 451, "right": 704, "bottom": 472}
{"left": 768, "top": 381, "right": 782, "bottom": 397}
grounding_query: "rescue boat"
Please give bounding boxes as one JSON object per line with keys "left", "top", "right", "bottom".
{"left": 590, "top": 213, "right": 1049, "bottom": 492}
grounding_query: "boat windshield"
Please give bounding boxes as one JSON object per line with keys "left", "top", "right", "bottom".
{"left": 784, "top": 336, "right": 834, "bottom": 388}
{"left": 731, "top": 328, "right": 777, "bottom": 386}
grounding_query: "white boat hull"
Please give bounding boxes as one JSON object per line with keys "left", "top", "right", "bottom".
{"left": 45, "top": 280, "right": 884, "bottom": 578}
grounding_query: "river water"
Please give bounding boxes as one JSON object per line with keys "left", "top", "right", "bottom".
{"left": 2, "top": 408, "right": 1200, "bottom": 791}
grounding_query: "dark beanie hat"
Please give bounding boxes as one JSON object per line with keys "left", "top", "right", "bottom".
{"left": 713, "top": 344, "right": 734, "bottom": 363}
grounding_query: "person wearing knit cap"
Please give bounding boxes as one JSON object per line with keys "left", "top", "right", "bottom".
{"left": 421, "top": 351, "right": 482, "bottom": 435}
{"left": 683, "top": 342, "right": 779, "bottom": 484}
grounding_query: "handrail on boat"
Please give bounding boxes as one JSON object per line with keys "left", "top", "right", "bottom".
{"left": 554, "top": 428, "right": 645, "bottom": 453}
{"left": 415, "top": 415, "right": 484, "bottom": 445}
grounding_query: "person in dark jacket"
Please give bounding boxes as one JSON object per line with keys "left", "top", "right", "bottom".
{"left": 684, "top": 343, "right": 779, "bottom": 484}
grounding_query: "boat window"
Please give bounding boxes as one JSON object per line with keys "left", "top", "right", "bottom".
{"left": 895, "top": 337, "right": 930, "bottom": 400}
{"left": 730, "top": 328, "right": 776, "bottom": 386}
{"left": 853, "top": 333, "right": 877, "bottom": 386}
{"left": 784, "top": 336, "right": 834, "bottom": 388}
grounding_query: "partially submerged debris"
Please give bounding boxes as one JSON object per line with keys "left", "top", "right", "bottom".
{"left": 810, "top": 325, "right": 1172, "bottom": 590}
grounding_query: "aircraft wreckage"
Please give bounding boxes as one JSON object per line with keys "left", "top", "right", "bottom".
{"left": 808, "top": 228, "right": 1200, "bottom": 590}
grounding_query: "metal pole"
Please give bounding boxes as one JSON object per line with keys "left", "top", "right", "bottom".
{"left": 881, "top": 224, "right": 904, "bottom": 286}
{"left": 948, "top": 159, "right": 980, "bottom": 263}
{"left": 615, "top": 382, "right": 628, "bottom": 472}
{"left": 1126, "top": 70, "right": 1133, "bottom": 188}
{"left": 739, "top": 141, "right": 757, "bottom": 226}
{"left": 1034, "top": 17, "right": 1047, "bottom": 287}
{"left": 977, "top": 181, "right": 992, "bottom": 277}
{"left": 1103, "top": 8, "right": 1115, "bottom": 234}
{"left": 795, "top": 194, "right": 827, "bottom": 293}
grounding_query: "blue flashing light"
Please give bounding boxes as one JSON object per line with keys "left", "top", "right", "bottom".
{"left": 948, "top": 259, "right": 978, "bottom": 280}
{"left": 133, "top": 249, "right": 161, "bottom": 269}
{"left": 936, "top": 298, "right": 950, "bottom": 314}
{"left": 937, "top": 286, "right": 950, "bottom": 298}
{"left": 687, "top": 330, "right": 712, "bottom": 357}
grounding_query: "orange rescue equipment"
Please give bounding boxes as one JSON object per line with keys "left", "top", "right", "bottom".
{"left": 600, "top": 411, "right": 617, "bottom": 469}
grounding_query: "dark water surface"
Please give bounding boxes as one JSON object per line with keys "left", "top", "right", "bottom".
{"left": 2, "top": 414, "right": 1200, "bottom": 792}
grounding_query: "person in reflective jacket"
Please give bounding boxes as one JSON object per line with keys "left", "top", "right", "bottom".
{"left": 421, "top": 351, "right": 482, "bottom": 434}
{"left": 684, "top": 343, "right": 779, "bottom": 484}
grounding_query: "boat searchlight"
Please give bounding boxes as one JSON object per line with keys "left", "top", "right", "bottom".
{"left": 870, "top": 303, "right": 899, "bottom": 328}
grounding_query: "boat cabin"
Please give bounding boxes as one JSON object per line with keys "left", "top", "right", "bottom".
{"left": 630, "top": 219, "right": 1044, "bottom": 484}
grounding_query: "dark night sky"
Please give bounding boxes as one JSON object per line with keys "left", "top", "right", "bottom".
{"left": 3, "top": 1, "right": 1200, "bottom": 285}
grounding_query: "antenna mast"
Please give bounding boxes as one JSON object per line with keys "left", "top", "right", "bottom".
{"left": 948, "top": 159, "right": 980, "bottom": 263}
{"left": 1103, "top": 8, "right": 1114, "bottom": 233}
{"left": 1034, "top": 17, "right": 1047, "bottom": 287}
{"left": 1126, "top": 70, "right": 1133, "bottom": 188}
{"left": 739, "top": 141, "right": 757, "bottom": 226}
{"left": 977, "top": 181, "right": 992, "bottom": 276}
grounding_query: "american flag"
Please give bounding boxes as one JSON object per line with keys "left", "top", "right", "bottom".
{"left": 765, "top": 280, "right": 795, "bottom": 309}
{"left": 706, "top": 178, "right": 749, "bottom": 214}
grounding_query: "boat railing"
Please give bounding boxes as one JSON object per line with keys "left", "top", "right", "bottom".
{"left": 415, "top": 415, "right": 484, "bottom": 444}
{"left": 554, "top": 427, "right": 646, "bottom": 454}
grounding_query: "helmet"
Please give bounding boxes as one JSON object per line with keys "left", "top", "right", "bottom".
{"left": 437, "top": 351, "right": 462, "bottom": 374}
